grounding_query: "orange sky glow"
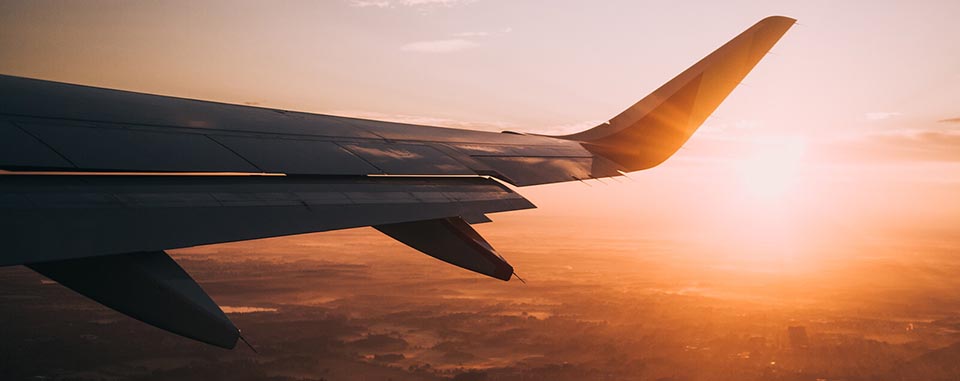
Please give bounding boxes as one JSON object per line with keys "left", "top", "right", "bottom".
{"left": 1, "top": 0, "right": 958, "bottom": 278}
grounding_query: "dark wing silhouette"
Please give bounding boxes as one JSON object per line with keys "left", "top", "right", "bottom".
{"left": 0, "top": 16, "right": 795, "bottom": 348}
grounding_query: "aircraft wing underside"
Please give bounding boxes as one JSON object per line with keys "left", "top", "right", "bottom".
{"left": 0, "top": 16, "right": 795, "bottom": 348}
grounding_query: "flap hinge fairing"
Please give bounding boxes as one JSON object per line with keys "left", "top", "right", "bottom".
{"left": 374, "top": 216, "right": 514, "bottom": 281}
{"left": 27, "top": 251, "right": 239, "bottom": 349}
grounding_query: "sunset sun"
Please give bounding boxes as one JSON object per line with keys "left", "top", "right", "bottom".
{"left": 735, "top": 136, "right": 807, "bottom": 201}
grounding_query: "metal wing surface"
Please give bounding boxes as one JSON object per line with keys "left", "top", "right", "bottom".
{"left": 0, "top": 16, "right": 795, "bottom": 348}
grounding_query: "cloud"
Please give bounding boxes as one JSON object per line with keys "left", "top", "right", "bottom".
{"left": 938, "top": 117, "right": 960, "bottom": 124}
{"left": 350, "top": 0, "right": 390, "bottom": 7}
{"left": 865, "top": 112, "right": 903, "bottom": 121}
{"left": 525, "top": 119, "right": 606, "bottom": 135}
{"left": 684, "top": 128, "right": 960, "bottom": 164}
{"left": 399, "top": 0, "right": 469, "bottom": 5}
{"left": 821, "top": 129, "right": 960, "bottom": 163}
{"left": 699, "top": 119, "right": 763, "bottom": 138}
{"left": 325, "top": 110, "right": 515, "bottom": 131}
{"left": 452, "top": 27, "right": 511, "bottom": 38}
{"left": 400, "top": 38, "right": 478, "bottom": 53}
{"left": 451, "top": 31, "right": 490, "bottom": 38}
{"left": 401, "top": 27, "right": 510, "bottom": 53}
{"left": 349, "top": 0, "right": 474, "bottom": 8}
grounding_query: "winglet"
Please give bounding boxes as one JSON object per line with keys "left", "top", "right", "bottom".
{"left": 553, "top": 16, "right": 796, "bottom": 171}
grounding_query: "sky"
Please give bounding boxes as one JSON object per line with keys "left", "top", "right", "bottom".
{"left": 1, "top": 0, "right": 958, "bottom": 274}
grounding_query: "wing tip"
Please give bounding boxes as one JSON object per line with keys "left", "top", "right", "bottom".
{"left": 549, "top": 16, "right": 796, "bottom": 172}
{"left": 761, "top": 15, "right": 797, "bottom": 24}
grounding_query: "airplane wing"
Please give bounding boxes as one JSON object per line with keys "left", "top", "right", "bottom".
{"left": 0, "top": 16, "right": 795, "bottom": 348}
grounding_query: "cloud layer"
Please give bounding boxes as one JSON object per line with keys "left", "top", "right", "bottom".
{"left": 400, "top": 38, "right": 478, "bottom": 53}
{"left": 350, "top": 0, "right": 473, "bottom": 8}
{"left": 865, "top": 112, "right": 902, "bottom": 121}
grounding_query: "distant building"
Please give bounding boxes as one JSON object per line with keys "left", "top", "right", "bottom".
{"left": 787, "top": 326, "right": 809, "bottom": 349}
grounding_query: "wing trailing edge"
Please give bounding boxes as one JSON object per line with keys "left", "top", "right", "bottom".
{"left": 552, "top": 16, "right": 796, "bottom": 171}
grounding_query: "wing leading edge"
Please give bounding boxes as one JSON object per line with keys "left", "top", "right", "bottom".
{"left": 0, "top": 17, "right": 795, "bottom": 348}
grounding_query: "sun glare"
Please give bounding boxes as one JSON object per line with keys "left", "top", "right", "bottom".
{"left": 735, "top": 136, "right": 807, "bottom": 202}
